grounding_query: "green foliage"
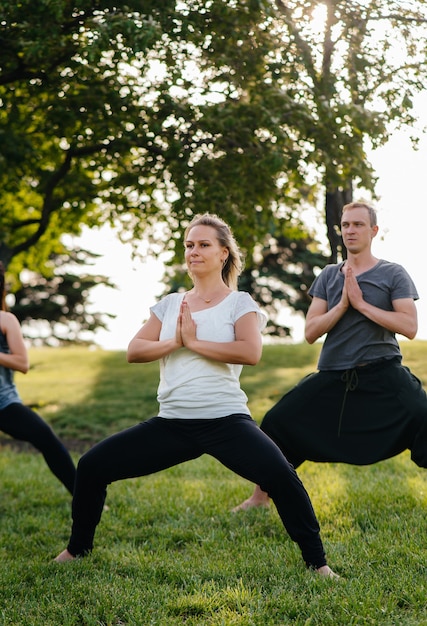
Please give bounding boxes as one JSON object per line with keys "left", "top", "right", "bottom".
{"left": 0, "top": 0, "right": 308, "bottom": 271}
{"left": 2, "top": 0, "right": 426, "bottom": 268}
{"left": 1, "top": 0, "right": 427, "bottom": 335}
{"left": 1, "top": 342, "right": 427, "bottom": 624}
{"left": 271, "top": 0, "right": 427, "bottom": 260}
{"left": 239, "top": 218, "right": 329, "bottom": 334}
{"left": 8, "top": 249, "right": 115, "bottom": 346}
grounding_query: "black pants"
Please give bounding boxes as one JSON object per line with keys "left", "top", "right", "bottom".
{"left": 67, "top": 414, "right": 327, "bottom": 568}
{"left": 261, "top": 357, "right": 427, "bottom": 469}
{"left": 0, "top": 402, "right": 76, "bottom": 494}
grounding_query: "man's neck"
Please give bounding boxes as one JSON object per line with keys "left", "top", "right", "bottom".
{"left": 345, "top": 252, "right": 378, "bottom": 274}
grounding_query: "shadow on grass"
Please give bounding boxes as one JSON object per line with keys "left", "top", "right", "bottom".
{"left": 1, "top": 348, "right": 160, "bottom": 454}
{"left": 2, "top": 342, "right": 322, "bottom": 452}
{"left": 3, "top": 343, "right": 427, "bottom": 522}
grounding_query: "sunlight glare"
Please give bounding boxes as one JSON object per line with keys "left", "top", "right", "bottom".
{"left": 310, "top": 3, "right": 327, "bottom": 36}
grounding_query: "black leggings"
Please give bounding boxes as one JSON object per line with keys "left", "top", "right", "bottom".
{"left": 0, "top": 402, "right": 76, "bottom": 494}
{"left": 67, "top": 414, "right": 327, "bottom": 569}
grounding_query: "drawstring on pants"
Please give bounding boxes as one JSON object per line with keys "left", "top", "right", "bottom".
{"left": 338, "top": 369, "right": 359, "bottom": 436}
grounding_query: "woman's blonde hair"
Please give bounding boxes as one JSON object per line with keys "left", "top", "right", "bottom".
{"left": 184, "top": 213, "right": 244, "bottom": 290}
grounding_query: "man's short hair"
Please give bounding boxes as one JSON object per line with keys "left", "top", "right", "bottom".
{"left": 342, "top": 201, "right": 377, "bottom": 227}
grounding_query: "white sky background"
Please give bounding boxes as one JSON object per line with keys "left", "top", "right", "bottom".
{"left": 78, "top": 93, "right": 427, "bottom": 350}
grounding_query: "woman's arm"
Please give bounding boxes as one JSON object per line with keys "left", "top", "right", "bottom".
{"left": 0, "top": 312, "right": 29, "bottom": 373}
{"left": 180, "top": 301, "right": 262, "bottom": 366}
{"left": 127, "top": 312, "right": 182, "bottom": 363}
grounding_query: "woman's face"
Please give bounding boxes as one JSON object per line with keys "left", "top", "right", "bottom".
{"left": 184, "top": 224, "right": 228, "bottom": 277}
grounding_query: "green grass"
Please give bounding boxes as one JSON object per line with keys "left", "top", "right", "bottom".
{"left": 1, "top": 342, "right": 427, "bottom": 625}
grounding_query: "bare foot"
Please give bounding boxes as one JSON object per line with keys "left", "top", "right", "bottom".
{"left": 232, "top": 485, "right": 270, "bottom": 512}
{"left": 54, "top": 549, "right": 75, "bottom": 563}
{"left": 315, "top": 565, "right": 340, "bottom": 579}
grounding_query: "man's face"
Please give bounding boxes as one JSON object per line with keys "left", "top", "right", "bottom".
{"left": 340, "top": 207, "right": 378, "bottom": 254}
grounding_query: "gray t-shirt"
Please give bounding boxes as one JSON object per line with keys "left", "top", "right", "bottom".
{"left": 309, "top": 259, "right": 419, "bottom": 370}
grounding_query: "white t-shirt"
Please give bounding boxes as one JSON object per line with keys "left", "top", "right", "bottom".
{"left": 151, "top": 291, "right": 267, "bottom": 419}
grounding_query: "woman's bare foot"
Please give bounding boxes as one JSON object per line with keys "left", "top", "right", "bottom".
{"left": 54, "top": 549, "right": 75, "bottom": 563}
{"left": 232, "top": 485, "right": 270, "bottom": 512}
{"left": 315, "top": 565, "right": 340, "bottom": 579}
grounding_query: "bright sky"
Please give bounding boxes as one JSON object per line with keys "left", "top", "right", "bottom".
{"left": 79, "top": 95, "right": 427, "bottom": 350}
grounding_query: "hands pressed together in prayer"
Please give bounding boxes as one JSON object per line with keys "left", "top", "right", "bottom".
{"left": 175, "top": 300, "right": 197, "bottom": 349}
{"left": 342, "top": 265, "right": 364, "bottom": 311}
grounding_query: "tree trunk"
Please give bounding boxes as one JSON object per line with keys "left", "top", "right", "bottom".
{"left": 325, "top": 187, "right": 353, "bottom": 262}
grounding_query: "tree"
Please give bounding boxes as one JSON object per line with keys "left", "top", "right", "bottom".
{"left": 272, "top": 0, "right": 427, "bottom": 261}
{"left": 239, "top": 217, "right": 327, "bottom": 336}
{"left": 0, "top": 0, "right": 311, "bottom": 273}
{"left": 9, "top": 249, "right": 115, "bottom": 345}
{"left": 1, "top": 1, "right": 427, "bottom": 336}
{"left": 1, "top": 0, "right": 327, "bottom": 338}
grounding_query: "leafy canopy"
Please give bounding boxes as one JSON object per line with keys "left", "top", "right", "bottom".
{"left": 1, "top": 0, "right": 427, "bottom": 337}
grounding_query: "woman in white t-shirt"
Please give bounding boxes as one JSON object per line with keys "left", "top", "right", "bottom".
{"left": 54, "top": 213, "right": 337, "bottom": 577}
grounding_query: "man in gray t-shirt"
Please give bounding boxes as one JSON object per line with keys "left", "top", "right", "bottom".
{"left": 310, "top": 259, "right": 418, "bottom": 370}
{"left": 234, "top": 201, "right": 427, "bottom": 511}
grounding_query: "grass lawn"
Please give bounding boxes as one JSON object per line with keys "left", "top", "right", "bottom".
{"left": 1, "top": 342, "right": 427, "bottom": 625}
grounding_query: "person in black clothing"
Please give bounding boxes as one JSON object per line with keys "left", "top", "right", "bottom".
{"left": 234, "top": 201, "right": 426, "bottom": 511}
{"left": 0, "top": 262, "right": 76, "bottom": 495}
{"left": 54, "top": 213, "right": 337, "bottom": 577}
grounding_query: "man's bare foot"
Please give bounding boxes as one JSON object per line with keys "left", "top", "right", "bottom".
{"left": 232, "top": 485, "right": 270, "bottom": 512}
{"left": 54, "top": 549, "right": 75, "bottom": 563}
{"left": 315, "top": 565, "right": 340, "bottom": 579}
{"left": 232, "top": 496, "right": 270, "bottom": 512}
